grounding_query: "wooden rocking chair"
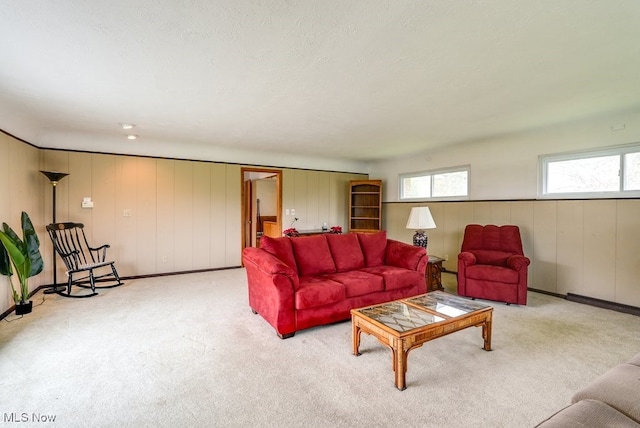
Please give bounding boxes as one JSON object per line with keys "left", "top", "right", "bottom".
{"left": 46, "top": 222, "right": 124, "bottom": 298}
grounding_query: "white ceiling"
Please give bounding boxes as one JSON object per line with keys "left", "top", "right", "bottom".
{"left": 2, "top": 1, "right": 640, "bottom": 169}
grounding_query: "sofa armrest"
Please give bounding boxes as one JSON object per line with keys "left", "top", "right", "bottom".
{"left": 242, "top": 247, "right": 299, "bottom": 288}
{"left": 385, "top": 239, "right": 427, "bottom": 275}
{"left": 507, "top": 254, "right": 530, "bottom": 271}
{"left": 243, "top": 247, "right": 297, "bottom": 277}
{"left": 242, "top": 247, "right": 299, "bottom": 337}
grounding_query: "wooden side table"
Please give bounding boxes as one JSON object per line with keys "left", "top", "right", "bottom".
{"left": 426, "top": 255, "right": 445, "bottom": 292}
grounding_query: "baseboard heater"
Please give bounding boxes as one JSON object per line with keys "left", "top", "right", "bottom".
{"left": 566, "top": 292, "right": 640, "bottom": 317}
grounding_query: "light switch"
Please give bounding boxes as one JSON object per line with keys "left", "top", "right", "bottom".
{"left": 81, "top": 197, "right": 94, "bottom": 208}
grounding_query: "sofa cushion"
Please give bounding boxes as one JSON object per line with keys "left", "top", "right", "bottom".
{"left": 627, "top": 352, "right": 640, "bottom": 367}
{"left": 325, "top": 233, "right": 365, "bottom": 272}
{"left": 571, "top": 363, "right": 640, "bottom": 422}
{"left": 296, "top": 276, "right": 345, "bottom": 310}
{"left": 260, "top": 235, "right": 298, "bottom": 272}
{"left": 291, "top": 235, "right": 337, "bottom": 277}
{"left": 465, "top": 264, "right": 519, "bottom": 284}
{"left": 360, "top": 265, "right": 423, "bottom": 291}
{"left": 535, "top": 399, "right": 640, "bottom": 428}
{"left": 323, "top": 271, "right": 384, "bottom": 298}
{"left": 357, "top": 231, "right": 387, "bottom": 267}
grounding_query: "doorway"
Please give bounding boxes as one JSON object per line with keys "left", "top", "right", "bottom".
{"left": 241, "top": 168, "right": 282, "bottom": 251}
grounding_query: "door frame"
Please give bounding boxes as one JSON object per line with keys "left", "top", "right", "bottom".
{"left": 241, "top": 167, "right": 282, "bottom": 254}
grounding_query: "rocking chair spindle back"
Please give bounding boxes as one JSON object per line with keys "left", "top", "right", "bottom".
{"left": 46, "top": 222, "right": 123, "bottom": 298}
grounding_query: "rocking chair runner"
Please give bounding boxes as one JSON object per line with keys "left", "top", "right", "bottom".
{"left": 46, "top": 222, "right": 124, "bottom": 298}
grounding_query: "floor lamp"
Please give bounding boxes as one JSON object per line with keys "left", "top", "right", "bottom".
{"left": 40, "top": 170, "right": 69, "bottom": 293}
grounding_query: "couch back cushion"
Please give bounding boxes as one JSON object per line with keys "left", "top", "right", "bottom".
{"left": 325, "top": 233, "right": 365, "bottom": 272}
{"left": 259, "top": 236, "right": 298, "bottom": 272}
{"left": 291, "top": 235, "right": 337, "bottom": 276}
{"left": 357, "top": 231, "right": 387, "bottom": 267}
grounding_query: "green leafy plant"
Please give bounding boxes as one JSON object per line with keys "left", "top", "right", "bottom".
{"left": 0, "top": 211, "right": 44, "bottom": 304}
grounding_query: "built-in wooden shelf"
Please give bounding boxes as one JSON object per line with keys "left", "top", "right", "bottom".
{"left": 349, "top": 180, "right": 382, "bottom": 233}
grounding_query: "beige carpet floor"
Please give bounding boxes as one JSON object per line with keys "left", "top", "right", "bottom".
{"left": 1, "top": 269, "right": 639, "bottom": 428}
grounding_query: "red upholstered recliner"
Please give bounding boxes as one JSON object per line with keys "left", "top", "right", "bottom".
{"left": 457, "top": 224, "right": 530, "bottom": 305}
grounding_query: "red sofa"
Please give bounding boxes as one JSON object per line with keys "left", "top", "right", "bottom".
{"left": 242, "top": 231, "right": 427, "bottom": 338}
{"left": 457, "top": 224, "right": 530, "bottom": 305}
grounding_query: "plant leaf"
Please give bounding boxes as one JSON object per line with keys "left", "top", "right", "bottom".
{"left": 0, "top": 230, "right": 27, "bottom": 279}
{"left": 21, "top": 212, "right": 43, "bottom": 277}
{"left": 0, "top": 236, "right": 11, "bottom": 276}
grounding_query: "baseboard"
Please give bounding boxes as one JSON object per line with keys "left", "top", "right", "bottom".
{"left": 566, "top": 293, "right": 640, "bottom": 317}
{"left": 528, "top": 287, "right": 566, "bottom": 299}
{"left": 3, "top": 266, "right": 242, "bottom": 320}
{"left": 528, "top": 288, "right": 640, "bottom": 316}
{"left": 119, "top": 265, "right": 242, "bottom": 281}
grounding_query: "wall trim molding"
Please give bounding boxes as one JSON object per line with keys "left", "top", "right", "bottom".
{"left": 1, "top": 266, "right": 241, "bottom": 321}
{"left": 384, "top": 198, "right": 640, "bottom": 204}
{"left": 0, "top": 128, "right": 365, "bottom": 175}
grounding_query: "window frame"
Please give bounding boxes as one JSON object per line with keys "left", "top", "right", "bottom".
{"left": 399, "top": 165, "right": 470, "bottom": 201}
{"left": 538, "top": 143, "right": 640, "bottom": 199}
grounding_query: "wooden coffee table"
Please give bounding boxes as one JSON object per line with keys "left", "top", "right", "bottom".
{"left": 351, "top": 291, "right": 493, "bottom": 390}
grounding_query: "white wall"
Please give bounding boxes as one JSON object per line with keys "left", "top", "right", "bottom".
{"left": 370, "top": 108, "right": 640, "bottom": 201}
{"left": 256, "top": 179, "right": 277, "bottom": 216}
{"left": 370, "top": 108, "right": 640, "bottom": 307}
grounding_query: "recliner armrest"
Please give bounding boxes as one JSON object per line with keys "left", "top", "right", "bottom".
{"left": 507, "top": 254, "right": 530, "bottom": 271}
{"left": 458, "top": 251, "right": 477, "bottom": 266}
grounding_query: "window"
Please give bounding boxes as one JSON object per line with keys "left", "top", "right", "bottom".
{"left": 539, "top": 143, "right": 640, "bottom": 198}
{"left": 399, "top": 166, "right": 469, "bottom": 200}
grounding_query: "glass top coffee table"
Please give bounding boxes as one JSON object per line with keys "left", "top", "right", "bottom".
{"left": 351, "top": 291, "right": 493, "bottom": 390}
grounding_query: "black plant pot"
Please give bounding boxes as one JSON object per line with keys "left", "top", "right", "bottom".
{"left": 15, "top": 301, "right": 33, "bottom": 315}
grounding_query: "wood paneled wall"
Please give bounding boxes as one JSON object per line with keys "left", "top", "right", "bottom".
{"left": 1, "top": 130, "right": 368, "bottom": 314}
{"left": 384, "top": 200, "right": 640, "bottom": 307}
{"left": 0, "top": 134, "right": 44, "bottom": 313}
{"left": 281, "top": 169, "right": 364, "bottom": 232}
{"left": 40, "top": 151, "right": 242, "bottom": 279}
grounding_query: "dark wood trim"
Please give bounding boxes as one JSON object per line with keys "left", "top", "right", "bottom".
{"left": 528, "top": 287, "right": 566, "bottom": 299}
{"left": 1, "top": 266, "right": 241, "bottom": 320}
{"left": 385, "top": 197, "right": 640, "bottom": 203}
{"left": 1, "top": 306, "right": 15, "bottom": 320}
{"left": 566, "top": 292, "right": 640, "bottom": 317}
{"left": 0, "top": 128, "right": 367, "bottom": 175}
{"left": 0, "top": 129, "right": 39, "bottom": 148}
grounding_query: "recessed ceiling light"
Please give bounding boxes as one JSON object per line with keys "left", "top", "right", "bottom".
{"left": 120, "top": 123, "right": 135, "bottom": 130}
{"left": 126, "top": 134, "right": 138, "bottom": 140}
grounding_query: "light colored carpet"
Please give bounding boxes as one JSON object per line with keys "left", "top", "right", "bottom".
{"left": 1, "top": 269, "right": 639, "bottom": 428}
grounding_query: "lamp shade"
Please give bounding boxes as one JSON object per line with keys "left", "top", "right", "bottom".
{"left": 40, "top": 170, "right": 69, "bottom": 184}
{"left": 406, "top": 207, "right": 436, "bottom": 230}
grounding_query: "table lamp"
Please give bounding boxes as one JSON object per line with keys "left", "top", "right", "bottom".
{"left": 406, "top": 206, "right": 436, "bottom": 248}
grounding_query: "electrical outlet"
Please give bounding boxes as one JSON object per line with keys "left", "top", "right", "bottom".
{"left": 161, "top": 256, "right": 168, "bottom": 263}
{"left": 444, "top": 254, "right": 449, "bottom": 261}
{"left": 123, "top": 209, "right": 132, "bottom": 217}
{"left": 291, "top": 209, "right": 296, "bottom": 215}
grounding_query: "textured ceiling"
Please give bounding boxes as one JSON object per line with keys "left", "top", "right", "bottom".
{"left": 1, "top": 1, "right": 640, "bottom": 169}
